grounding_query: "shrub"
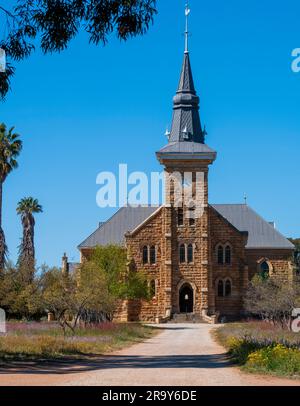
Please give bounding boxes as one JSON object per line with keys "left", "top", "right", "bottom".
{"left": 215, "top": 322, "right": 300, "bottom": 377}
{"left": 247, "top": 345, "right": 300, "bottom": 376}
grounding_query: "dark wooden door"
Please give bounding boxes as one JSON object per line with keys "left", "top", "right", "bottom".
{"left": 179, "top": 284, "right": 194, "bottom": 313}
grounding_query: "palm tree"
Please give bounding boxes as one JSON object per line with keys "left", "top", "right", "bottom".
{"left": 16, "top": 197, "right": 43, "bottom": 282}
{"left": 0, "top": 123, "right": 22, "bottom": 271}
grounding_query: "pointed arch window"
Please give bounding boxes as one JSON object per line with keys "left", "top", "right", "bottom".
{"left": 217, "top": 245, "right": 224, "bottom": 264}
{"left": 188, "top": 208, "right": 195, "bottom": 226}
{"left": 187, "top": 244, "right": 193, "bottom": 263}
{"left": 150, "top": 246, "right": 156, "bottom": 265}
{"left": 150, "top": 280, "right": 156, "bottom": 298}
{"left": 225, "top": 280, "right": 232, "bottom": 297}
{"left": 225, "top": 245, "right": 231, "bottom": 265}
{"left": 142, "top": 246, "right": 148, "bottom": 264}
{"left": 179, "top": 244, "right": 186, "bottom": 263}
{"left": 178, "top": 208, "right": 184, "bottom": 226}
{"left": 217, "top": 280, "right": 224, "bottom": 297}
{"left": 260, "top": 261, "right": 270, "bottom": 279}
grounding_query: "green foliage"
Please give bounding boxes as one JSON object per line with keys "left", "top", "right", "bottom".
{"left": 247, "top": 345, "right": 300, "bottom": 376}
{"left": 289, "top": 238, "right": 300, "bottom": 269}
{"left": 0, "top": 123, "right": 22, "bottom": 270}
{"left": 40, "top": 264, "right": 112, "bottom": 334}
{"left": 16, "top": 197, "right": 43, "bottom": 280}
{"left": 16, "top": 197, "right": 43, "bottom": 216}
{"left": 0, "top": 245, "right": 150, "bottom": 330}
{"left": 0, "top": 264, "right": 43, "bottom": 319}
{"left": 0, "top": 1, "right": 157, "bottom": 99}
{"left": 90, "top": 245, "right": 150, "bottom": 301}
{"left": 215, "top": 322, "right": 300, "bottom": 377}
{"left": 0, "top": 123, "right": 22, "bottom": 183}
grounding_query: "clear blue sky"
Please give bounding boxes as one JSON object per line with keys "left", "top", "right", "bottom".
{"left": 1, "top": 0, "right": 300, "bottom": 267}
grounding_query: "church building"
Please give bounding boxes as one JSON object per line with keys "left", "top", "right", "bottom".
{"left": 77, "top": 9, "right": 294, "bottom": 323}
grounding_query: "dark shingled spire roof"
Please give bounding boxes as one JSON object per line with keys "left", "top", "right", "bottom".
{"left": 169, "top": 52, "right": 204, "bottom": 144}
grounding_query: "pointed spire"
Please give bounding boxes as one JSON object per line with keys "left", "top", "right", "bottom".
{"left": 168, "top": 4, "right": 205, "bottom": 144}
{"left": 178, "top": 51, "right": 196, "bottom": 94}
{"left": 185, "top": 2, "right": 191, "bottom": 53}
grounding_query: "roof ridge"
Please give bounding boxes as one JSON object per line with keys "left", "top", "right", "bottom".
{"left": 211, "top": 203, "right": 247, "bottom": 206}
{"left": 78, "top": 206, "right": 127, "bottom": 248}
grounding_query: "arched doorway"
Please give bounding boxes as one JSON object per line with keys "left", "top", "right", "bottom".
{"left": 179, "top": 284, "right": 194, "bottom": 314}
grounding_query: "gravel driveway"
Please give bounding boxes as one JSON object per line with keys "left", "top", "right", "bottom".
{"left": 1, "top": 324, "right": 299, "bottom": 386}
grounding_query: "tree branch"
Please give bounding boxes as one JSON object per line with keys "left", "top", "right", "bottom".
{"left": 0, "top": 6, "right": 16, "bottom": 20}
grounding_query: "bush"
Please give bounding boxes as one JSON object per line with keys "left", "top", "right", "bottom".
{"left": 247, "top": 345, "right": 300, "bottom": 376}
{"left": 244, "top": 276, "right": 300, "bottom": 329}
{"left": 215, "top": 322, "right": 300, "bottom": 377}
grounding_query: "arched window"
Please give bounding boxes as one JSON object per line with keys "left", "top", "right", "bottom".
{"left": 225, "top": 280, "right": 232, "bottom": 297}
{"left": 142, "top": 246, "right": 148, "bottom": 264}
{"left": 150, "top": 280, "right": 156, "bottom": 298}
{"left": 217, "top": 280, "right": 224, "bottom": 297}
{"left": 217, "top": 245, "right": 224, "bottom": 264}
{"left": 178, "top": 208, "right": 184, "bottom": 226}
{"left": 189, "top": 208, "right": 195, "bottom": 226}
{"left": 179, "top": 244, "right": 186, "bottom": 263}
{"left": 225, "top": 245, "right": 231, "bottom": 265}
{"left": 187, "top": 244, "right": 193, "bottom": 263}
{"left": 260, "top": 261, "right": 270, "bottom": 279}
{"left": 150, "top": 246, "right": 156, "bottom": 265}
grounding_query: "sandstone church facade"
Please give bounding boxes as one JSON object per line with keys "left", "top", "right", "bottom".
{"left": 76, "top": 39, "right": 294, "bottom": 323}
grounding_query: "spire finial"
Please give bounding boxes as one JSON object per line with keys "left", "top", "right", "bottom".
{"left": 185, "top": 2, "right": 191, "bottom": 53}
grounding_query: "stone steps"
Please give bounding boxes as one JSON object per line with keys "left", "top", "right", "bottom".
{"left": 170, "top": 313, "right": 207, "bottom": 324}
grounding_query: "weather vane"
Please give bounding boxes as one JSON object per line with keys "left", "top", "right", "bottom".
{"left": 185, "top": 2, "right": 191, "bottom": 53}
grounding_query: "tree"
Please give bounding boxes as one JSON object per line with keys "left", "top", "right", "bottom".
{"left": 16, "top": 197, "right": 43, "bottom": 282}
{"left": 41, "top": 264, "right": 113, "bottom": 335}
{"left": 41, "top": 245, "right": 150, "bottom": 334}
{"left": 244, "top": 275, "right": 300, "bottom": 330}
{"left": 289, "top": 238, "right": 300, "bottom": 270}
{"left": 90, "top": 245, "right": 150, "bottom": 302}
{"left": 0, "top": 263, "right": 43, "bottom": 319}
{"left": 0, "top": 0, "right": 157, "bottom": 99}
{"left": 0, "top": 123, "right": 22, "bottom": 272}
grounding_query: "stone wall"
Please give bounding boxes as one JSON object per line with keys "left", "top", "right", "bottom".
{"left": 245, "top": 248, "right": 294, "bottom": 281}
{"left": 209, "top": 206, "right": 248, "bottom": 316}
{"left": 125, "top": 207, "right": 164, "bottom": 322}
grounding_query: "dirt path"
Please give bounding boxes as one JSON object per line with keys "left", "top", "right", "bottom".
{"left": 0, "top": 324, "right": 299, "bottom": 386}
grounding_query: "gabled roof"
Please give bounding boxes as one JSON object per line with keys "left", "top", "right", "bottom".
{"left": 211, "top": 204, "right": 294, "bottom": 249}
{"left": 78, "top": 204, "right": 294, "bottom": 251}
{"left": 78, "top": 206, "right": 158, "bottom": 249}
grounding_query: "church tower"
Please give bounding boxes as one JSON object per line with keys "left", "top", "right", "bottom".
{"left": 156, "top": 4, "right": 217, "bottom": 318}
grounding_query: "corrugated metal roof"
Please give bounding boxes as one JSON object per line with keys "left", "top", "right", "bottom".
{"left": 78, "top": 204, "right": 294, "bottom": 250}
{"left": 158, "top": 141, "right": 216, "bottom": 154}
{"left": 211, "top": 204, "right": 294, "bottom": 249}
{"left": 78, "top": 206, "right": 159, "bottom": 248}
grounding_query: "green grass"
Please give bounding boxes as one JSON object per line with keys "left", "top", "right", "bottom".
{"left": 0, "top": 322, "right": 156, "bottom": 361}
{"left": 214, "top": 321, "right": 300, "bottom": 378}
